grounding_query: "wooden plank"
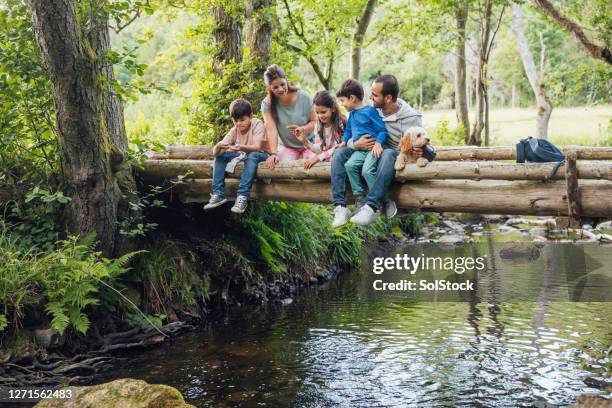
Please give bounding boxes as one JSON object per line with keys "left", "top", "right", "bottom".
{"left": 141, "top": 159, "right": 612, "bottom": 181}
{"left": 179, "top": 179, "right": 612, "bottom": 217}
{"left": 147, "top": 145, "right": 612, "bottom": 161}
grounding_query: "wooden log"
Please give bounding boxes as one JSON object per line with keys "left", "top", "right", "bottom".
{"left": 565, "top": 153, "right": 581, "bottom": 227}
{"left": 141, "top": 159, "right": 612, "bottom": 181}
{"left": 180, "top": 179, "right": 612, "bottom": 217}
{"left": 147, "top": 145, "right": 612, "bottom": 161}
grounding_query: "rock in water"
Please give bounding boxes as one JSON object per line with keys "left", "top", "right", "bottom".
{"left": 34, "top": 378, "right": 195, "bottom": 408}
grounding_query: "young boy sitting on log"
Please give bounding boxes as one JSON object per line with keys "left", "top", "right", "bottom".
{"left": 204, "top": 99, "right": 269, "bottom": 214}
{"left": 332, "top": 79, "right": 388, "bottom": 228}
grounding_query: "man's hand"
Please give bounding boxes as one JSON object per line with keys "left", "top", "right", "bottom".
{"left": 372, "top": 142, "right": 383, "bottom": 158}
{"left": 354, "top": 135, "right": 375, "bottom": 151}
{"left": 412, "top": 147, "right": 423, "bottom": 159}
{"left": 266, "top": 154, "right": 279, "bottom": 169}
{"left": 303, "top": 156, "right": 320, "bottom": 169}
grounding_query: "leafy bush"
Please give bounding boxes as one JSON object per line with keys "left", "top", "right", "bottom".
{"left": 431, "top": 119, "right": 465, "bottom": 146}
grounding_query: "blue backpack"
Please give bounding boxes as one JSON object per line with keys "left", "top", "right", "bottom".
{"left": 516, "top": 137, "right": 565, "bottom": 175}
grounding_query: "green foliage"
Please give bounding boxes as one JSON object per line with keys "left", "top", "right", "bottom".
{"left": 0, "top": 0, "right": 58, "bottom": 187}
{"left": 38, "top": 235, "right": 142, "bottom": 334}
{"left": 8, "top": 187, "right": 70, "bottom": 252}
{"left": 0, "top": 223, "right": 41, "bottom": 332}
{"left": 186, "top": 57, "right": 267, "bottom": 143}
{"left": 237, "top": 201, "right": 422, "bottom": 274}
{"left": 431, "top": 119, "right": 466, "bottom": 146}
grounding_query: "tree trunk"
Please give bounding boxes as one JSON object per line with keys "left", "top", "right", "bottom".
{"left": 469, "top": 0, "right": 492, "bottom": 146}
{"left": 28, "top": 0, "right": 134, "bottom": 256}
{"left": 511, "top": 4, "right": 553, "bottom": 139}
{"left": 245, "top": 0, "right": 273, "bottom": 71}
{"left": 454, "top": 2, "right": 470, "bottom": 142}
{"left": 148, "top": 144, "right": 612, "bottom": 161}
{"left": 142, "top": 158, "right": 612, "bottom": 182}
{"left": 532, "top": 0, "right": 612, "bottom": 65}
{"left": 350, "top": 0, "right": 377, "bottom": 79}
{"left": 212, "top": 0, "right": 243, "bottom": 72}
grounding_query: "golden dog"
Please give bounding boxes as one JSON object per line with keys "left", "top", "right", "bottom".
{"left": 394, "top": 126, "right": 430, "bottom": 171}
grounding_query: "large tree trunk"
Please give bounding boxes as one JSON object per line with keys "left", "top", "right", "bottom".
{"left": 212, "top": 0, "right": 243, "bottom": 72}
{"left": 28, "top": 0, "right": 135, "bottom": 256}
{"left": 350, "top": 0, "right": 377, "bottom": 79}
{"left": 454, "top": 2, "right": 470, "bottom": 143}
{"left": 245, "top": 0, "right": 273, "bottom": 71}
{"left": 532, "top": 0, "right": 611, "bottom": 66}
{"left": 511, "top": 4, "right": 553, "bottom": 139}
{"left": 469, "top": 0, "right": 492, "bottom": 146}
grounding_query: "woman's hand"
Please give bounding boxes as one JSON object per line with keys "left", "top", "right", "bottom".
{"left": 291, "top": 126, "right": 309, "bottom": 146}
{"left": 266, "top": 154, "right": 279, "bottom": 169}
{"left": 303, "top": 156, "right": 320, "bottom": 169}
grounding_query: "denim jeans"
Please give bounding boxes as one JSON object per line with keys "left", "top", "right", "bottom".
{"left": 344, "top": 150, "right": 379, "bottom": 197}
{"left": 212, "top": 151, "right": 269, "bottom": 198}
{"left": 366, "top": 148, "right": 399, "bottom": 210}
{"left": 331, "top": 146, "right": 355, "bottom": 207}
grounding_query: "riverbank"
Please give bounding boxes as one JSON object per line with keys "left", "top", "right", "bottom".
{"left": 0, "top": 199, "right": 420, "bottom": 387}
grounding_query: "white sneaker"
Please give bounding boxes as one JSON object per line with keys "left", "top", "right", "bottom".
{"left": 383, "top": 199, "right": 398, "bottom": 218}
{"left": 231, "top": 195, "right": 248, "bottom": 214}
{"left": 204, "top": 194, "right": 227, "bottom": 210}
{"left": 332, "top": 206, "right": 351, "bottom": 228}
{"left": 350, "top": 204, "right": 377, "bottom": 226}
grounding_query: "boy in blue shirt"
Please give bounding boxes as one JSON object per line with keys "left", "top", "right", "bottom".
{"left": 335, "top": 79, "right": 388, "bottom": 218}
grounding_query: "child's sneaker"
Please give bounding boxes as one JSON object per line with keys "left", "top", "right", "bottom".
{"left": 350, "top": 204, "right": 377, "bottom": 226}
{"left": 204, "top": 194, "right": 227, "bottom": 210}
{"left": 354, "top": 195, "right": 367, "bottom": 211}
{"left": 231, "top": 195, "right": 249, "bottom": 214}
{"left": 383, "top": 199, "right": 397, "bottom": 218}
{"left": 332, "top": 205, "right": 352, "bottom": 228}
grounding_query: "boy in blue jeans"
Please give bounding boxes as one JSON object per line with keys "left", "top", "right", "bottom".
{"left": 332, "top": 79, "right": 388, "bottom": 228}
{"left": 204, "top": 99, "right": 269, "bottom": 214}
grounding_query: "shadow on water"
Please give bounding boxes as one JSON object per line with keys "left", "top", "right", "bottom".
{"left": 101, "top": 233, "right": 612, "bottom": 407}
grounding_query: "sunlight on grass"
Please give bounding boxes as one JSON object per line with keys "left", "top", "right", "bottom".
{"left": 423, "top": 106, "right": 611, "bottom": 146}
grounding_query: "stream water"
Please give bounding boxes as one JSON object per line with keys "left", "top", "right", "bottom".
{"left": 103, "top": 226, "right": 612, "bottom": 407}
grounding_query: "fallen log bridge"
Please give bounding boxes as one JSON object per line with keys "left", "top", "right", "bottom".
{"left": 143, "top": 145, "right": 612, "bottom": 218}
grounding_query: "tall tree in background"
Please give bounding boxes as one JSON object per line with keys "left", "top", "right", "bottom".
{"left": 350, "top": 0, "right": 377, "bottom": 79}
{"left": 469, "top": 0, "right": 505, "bottom": 146}
{"left": 511, "top": 3, "right": 552, "bottom": 139}
{"left": 532, "top": 0, "right": 611, "bottom": 66}
{"left": 211, "top": 0, "right": 244, "bottom": 73}
{"left": 27, "top": 0, "right": 137, "bottom": 256}
{"left": 454, "top": 1, "right": 470, "bottom": 142}
{"left": 246, "top": 0, "right": 274, "bottom": 77}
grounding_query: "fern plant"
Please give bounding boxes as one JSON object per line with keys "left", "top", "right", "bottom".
{"left": 37, "top": 234, "right": 142, "bottom": 334}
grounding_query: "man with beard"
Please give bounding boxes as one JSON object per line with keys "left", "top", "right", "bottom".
{"left": 331, "top": 74, "right": 435, "bottom": 227}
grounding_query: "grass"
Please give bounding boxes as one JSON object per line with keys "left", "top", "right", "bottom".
{"left": 422, "top": 106, "right": 611, "bottom": 146}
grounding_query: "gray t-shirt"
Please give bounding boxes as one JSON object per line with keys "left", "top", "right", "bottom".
{"left": 261, "top": 89, "right": 314, "bottom": 149}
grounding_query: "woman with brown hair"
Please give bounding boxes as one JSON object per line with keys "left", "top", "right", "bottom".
{"left": 261, "top": 64, "right": 317, "bottom": 169}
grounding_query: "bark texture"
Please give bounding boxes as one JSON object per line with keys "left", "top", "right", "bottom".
{"left": 179, "top": 179, "right": 612, "bottom": 217}
{"left": 245, "top": 0, "right": 273, "bottom": 70}
{"left": 350, "top": 0, "right": 377, "bottom": 79}
{"left": 511, "top": 4, "right": 553, "bottom": 139}
{"left": 148, "top": 145, "right": 612, "bottom": 161}
{"left": 469, "top": 0, "right": 492, "bottom": 146}
{"left": 212, "top": 0, "right": 243, "bottom": 72}
{"left": 28, "top": 0, "right": 136, "bottom": 256}
{"left": 454, "top": 2, "right": 470, "bottom": 142}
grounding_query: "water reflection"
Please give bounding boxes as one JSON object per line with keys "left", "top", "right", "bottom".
{"left": 103, "top": 239, "right": 612, "bottom": 407}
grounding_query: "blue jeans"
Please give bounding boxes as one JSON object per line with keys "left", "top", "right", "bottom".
{"left": 331, "top": 146, "right": 355, "bottom": 207}
{"left": 345, "top": 150, "right": 379, "bottom": 197}
{"left": 366, "top": 148, "right": 399, "bottom": 211}
{"left": 212, "top": 151, "right": 269, "bottom": 198}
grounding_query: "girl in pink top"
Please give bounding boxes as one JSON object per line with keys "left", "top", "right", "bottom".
{"left": 296, "top": 90, "right": 346, "bottom": 169}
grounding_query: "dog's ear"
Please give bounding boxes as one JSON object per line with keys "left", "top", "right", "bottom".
{"left": 403, "top": 133, "right": 413, "bottom": 152}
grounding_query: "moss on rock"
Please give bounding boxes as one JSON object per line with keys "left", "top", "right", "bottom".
{"left": 34, "top": 378, "right": 195, "bottom": 408}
